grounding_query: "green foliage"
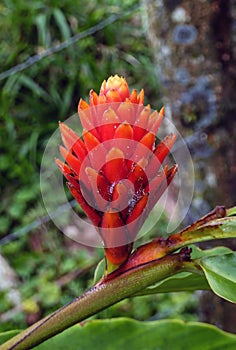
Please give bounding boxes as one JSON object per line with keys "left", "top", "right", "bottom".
{"left": 0, "top": 230, "right": 99, "bottom": 330}
{"left": 37, "top": 319, "right": 236, "bottom": 350}
{"left": 0, "top": 0, "right": 158, "bottom": 238}
{"left": 2, "top": 318, "right": 236, "bottom": 350}
{"left": 96, "top": 292, "right": 198, "bottom": 323}
{"left": 137, "top": 246, "right": 233, "bottom": 296}
{"left": 0, "top": 0, "right": 161, "bottom": 331}
{"left": 200, "top": 252, "right": 236, "bottom": 303}
{"left": 0, "top": 330, "right": 21, "bottom": 346}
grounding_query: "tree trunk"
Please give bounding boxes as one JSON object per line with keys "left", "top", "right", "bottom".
{"left": 142, "top": 0, "right": 236, "bottom": 332}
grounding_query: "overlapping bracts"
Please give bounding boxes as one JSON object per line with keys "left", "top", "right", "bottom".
{"left": 56, "top": 76, "right": 177, "bottom": 266}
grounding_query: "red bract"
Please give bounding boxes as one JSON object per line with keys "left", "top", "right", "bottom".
{"left": 56, "top": 75, "right": 177, "bottom": 268}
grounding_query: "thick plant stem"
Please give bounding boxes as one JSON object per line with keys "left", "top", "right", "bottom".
{"left": 0, "top": 249, "right": 191, "bottom": 350}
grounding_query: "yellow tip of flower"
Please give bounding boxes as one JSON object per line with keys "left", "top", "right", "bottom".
{"left": 106, "top": 147, "right": 124, "bottom": 162}
{"left": 100, "top": 75, "right": 130, "bottom": 102}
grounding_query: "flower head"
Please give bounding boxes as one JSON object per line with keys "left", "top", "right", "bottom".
{"left": 56, "top": 75, "right": 177, "bottom": 269}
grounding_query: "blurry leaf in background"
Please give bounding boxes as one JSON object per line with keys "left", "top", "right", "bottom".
{"left": 0, "top": 0, "right": 157, "bottom": 242}
{"left": 1, "top": 318, "right": 235, "bottom": 350}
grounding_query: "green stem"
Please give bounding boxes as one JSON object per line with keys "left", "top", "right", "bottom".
{"left": 0, "top": 249, "right": 191, "bottom": 350}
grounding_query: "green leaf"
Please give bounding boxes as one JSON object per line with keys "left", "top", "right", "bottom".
{"left": 52, "top": 9, "right": 71, "bottom": 40}
{"left": 226, "top": 206, "right": 236, "bottom": 216}
{"left": 190, "top": 245, "right": 232, "bottom": 259}
{"left": 18, "top": 75, "right": 48, "bottom": 99}
{"left": 200, "top": 253, "right": 236, "bottom": 303}
{"left": 0, "top": 330, "right": 21, "bottom": 345}
{"left": 32, "top": 318, "right": 236, "bottom": 350}
{"left": 135, "top": 272, "right": 210, "bottom": 296}
{"left": 93, "top": 258, "right": 105, "bottom": 283}
{"left": 136, "top": 246, "right": 232, "bottom": 296}
{"left": 35, "top": 13, "right": 49, "bottom": 47}
{"left": 221, "top": 220, "right": 236, "bottom": 235}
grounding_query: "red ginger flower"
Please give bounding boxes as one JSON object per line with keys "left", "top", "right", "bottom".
{"left": 56, "top": 75, "right": 177, "bottom": 269}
